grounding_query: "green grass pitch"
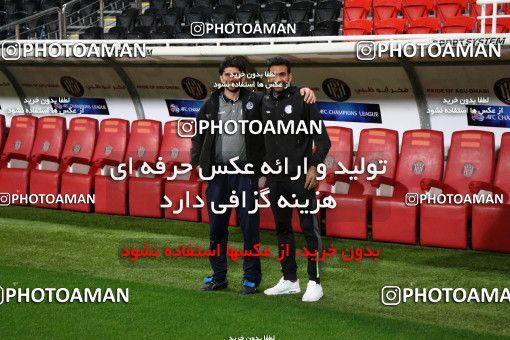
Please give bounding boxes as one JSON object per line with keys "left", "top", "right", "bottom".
{"left": 0, "top": 206, "right": 509, "bottom": 339}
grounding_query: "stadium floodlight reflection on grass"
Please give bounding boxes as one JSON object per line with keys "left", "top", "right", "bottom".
{"left": 0, "top": 0, "right": 509, "bottom": 337}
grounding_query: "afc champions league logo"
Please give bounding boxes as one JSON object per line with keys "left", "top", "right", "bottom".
{"left": 494, "top": 78, "right": 510, "bottom": 105}
{"left": 169, "top": 103, "right": 180, "bottom": 114}
{"left": 469, "top": 107, "right": 485, "bottom": 122}
{"left": 322, "top": 78, "right": 351, "bottom": 102}
{"left": 60, "top": 76, "right": 84, "bottom": 97}
{"left": 181, "top": 77, "right": 208, "bottom": 100}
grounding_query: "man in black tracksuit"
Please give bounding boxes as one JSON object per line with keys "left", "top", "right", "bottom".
{"left": 190, "top": 56, "right": 316, "bottom": 294}
{"left": 262, "top": 57, "right": 331, "bottom": 302}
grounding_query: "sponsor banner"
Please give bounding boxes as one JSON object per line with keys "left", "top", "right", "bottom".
{"left": 49, "top": 97, "right": 110, "bottom": 115}
{"left": 467, "top": 105, "right": 510, "bottom": 128}
{"left": 317, "top": 101, "right": 382, "bottom": 123}
{"left": 166, "top": 99, "right": 203, "bottom": 118}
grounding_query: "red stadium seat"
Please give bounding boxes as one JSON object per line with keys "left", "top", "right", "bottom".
{"left": 420, "top": 131, "right": 495, "bottom": 249}
{"left": 0, "top": 115, "right": 38, "bottom": 204}
{"left": 372, "top": 130, "right": 444, "bottom": 244}
{"left": 478, "top": 17, "right": 510, "bottom": 33}
{"left": 402, "top": 0, "right": 435, "bottom": 24}
{"left": 127, "top": 120, "right": 163, "bottom": 218}
{"left": 472, "top": 133, "right": 510, "bottom": 253}
{"left": 29, "top": 116, "right": 67, "bottom": 209}
{"left": 374, "top": 18, "right": 406, "bottom": 34}
{"left": 344, "top": 0, "right": 372, "bottom": 22}
{"left": 373, "top": 0, "right": 402, "bottom": 21}
{"left": 437, "top": 0, "right": 467, "bottom": 22}
{"left": 407, "top": 16, "right": 440, "bottom": 33}
{"left": 93, "top": 119, "right": 130, "bottom": 215}
{"left": 59, "top": 117, "right": 99, "bottom": 212}
{"left": 326, "top": 129, "right": 399, "bottom": 239}
{"left": 163, "top": 120, "right": 202, "bottom": 222}
{"left": 342, "top": 19, "right": 374, "bottom": 35}
{"left": 0, "top": 114, "right": 6, "bottom": 153}
{"left": 442, "top": 15, "right": 476, "bottom": 32}
{"left": 318, "top": 127, "right": 354, "bottom": 195}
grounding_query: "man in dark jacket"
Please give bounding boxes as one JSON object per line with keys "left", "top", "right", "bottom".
{"left": 261, "top": 57, "right": 331, "bottom": 302}
{"left": 191, "top": 56, "right": 316, "bottom": 294}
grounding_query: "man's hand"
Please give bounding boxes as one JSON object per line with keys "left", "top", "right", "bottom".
{"left": 304, "top": 166, "right": 318, "bottom": 190}
{"left": 300, "top": 87, "right": 316, "bottom": 104}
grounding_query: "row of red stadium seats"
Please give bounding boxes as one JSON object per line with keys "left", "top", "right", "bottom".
{"left": 0, "top": 115, "right": 508, "bottom": 253}
{"left": 343, "top": 16, "right": 510, "bottom": 34}
{"left": 343, "top": 0, "right": 510, "bottom": 33}
{"left": 259, "top": 127, "right": 510, "bottom": 254}
{"left": 345, "top": 0, "right": 510, "bottom": 23}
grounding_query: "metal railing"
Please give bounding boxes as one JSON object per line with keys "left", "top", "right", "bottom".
{"left": 62, "top": 0, "right": 105, "bottom": 38}
{"left": 0, "top": 0, "right": 134, "bottom": 40}
{"left": 0, "top": 7, "right": 64, "bottom": 40}
{"left": 477, "top": 0, "right": 510, "bottom": 34}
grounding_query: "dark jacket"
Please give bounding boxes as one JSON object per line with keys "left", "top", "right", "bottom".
{"left": 190, "top": 87, "right": 265, "bottom": 178}
{"left": 261, "top": 85, "right": 331, "bottom": 180}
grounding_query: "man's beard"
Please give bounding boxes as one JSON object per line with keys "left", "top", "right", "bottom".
{"left": 227, "top": 86, "right": 240, "bottom": 92}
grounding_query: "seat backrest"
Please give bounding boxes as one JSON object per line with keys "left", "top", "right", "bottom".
{"left": 348, "top": 128, "right": 399, "bottom": 195}
{"left": 402, "top": 0, "right": 434, "bottom": 23}
{"left": 443, "top": 130, "right": 494, "bottom": 195}
{"left": 374, "top": 17, "right": 406, "bottom": 34}
{"left": 1, "top": 115, "right": 37, "bottom": 164}
{"left": 92, "top": 118, "right": 130, "bottom": 165}
{"left": 30, "top": 116, "right": 66, "bottom": 164}
{"left": 408, "top": 16, "right": 440, "bottom": 33}
{"left": 124, "top": 119, "right": 162, "bottom": 171}
{"left": 395, "top": 130, "right": 444, "bottom": 195}
{"left": 316, "top": 1, "right": 341, "bottom": 21}
{"left": 442, "top": 15, "right": 476, "bottom": 32}
{"left": 493, "top": 132, "right": 510, "bottom": 203}
{"left": 373, "top": 0, "right": 402, "bottom": 21}
{"left": 437, "top": 0, "right": 467, "bottom": 22}
{"left": 318, "top": 126, "right": 353, "bottom": 193}
{"left": 160, "top": 120, "right": 192, "bottom": 165}
{"left": 342, "top": 19, "right": 373, "bottom": 35}
{"left": 61, "top": 117, "right": 98, "bottom": 166}
{"left": 344, "top": 0, "right": 372, "bottom": 21}
{"left": 324, "top": 126, "right": 353, "bottom": 172}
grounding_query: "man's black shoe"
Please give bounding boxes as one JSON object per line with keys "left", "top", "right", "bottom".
{"left": 201, "top": 276, "right": 228, "bottom": 291}
{"left": 240, "top": 279, "right": 257, "bottom": 295}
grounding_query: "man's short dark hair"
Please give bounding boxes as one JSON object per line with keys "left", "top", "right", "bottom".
{"left": 267, "top": 56, "right": 291, "bottom": 74}
{"left": 219, "top": 56, "right": 247, "bottom": 75}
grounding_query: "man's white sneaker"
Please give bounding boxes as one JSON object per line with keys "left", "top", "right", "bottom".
{"left": 302, "top": 281, "right": 323, "bottom": 302}
{"left": 264, "top": 277, "right": 301, "bottom": 295}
